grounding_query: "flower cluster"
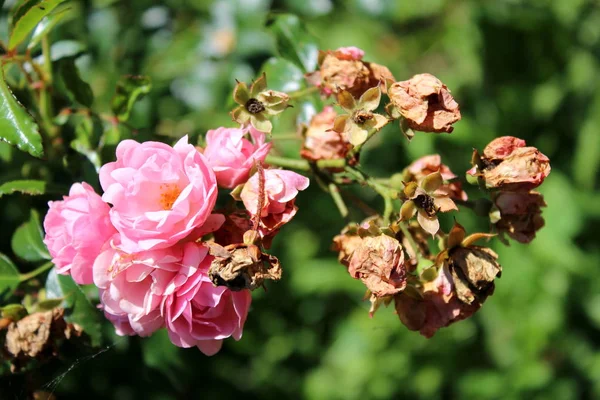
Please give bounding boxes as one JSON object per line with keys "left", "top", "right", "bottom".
{"left": 43, "top": 129, "right": 308, "bottom": 354}
{"left": 319, "top": 47, "right": 551, "bottom": 337}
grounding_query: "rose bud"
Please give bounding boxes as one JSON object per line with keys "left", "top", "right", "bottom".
{"left": 202, "top": 125, "right": 272, "bottom": 189}
{"left": 305, "top": 47, "right": 395, "bottom": 98}
{"left": 388, "top": 73, "right": 461, "bottom": 133}
{"left": 490, "top": 191, "right": 546, "bottom": 243}
{"left": 467, "top": 136, "right": 551, "bottom": 191}
{"left": 347, "top": 235, "right": 407, "bottom": 297}
{"left": 405, "top": 154, "right": 467, "bottom": 201}
{"left": 300, "top": 106, "right": 349, "bottom": 164}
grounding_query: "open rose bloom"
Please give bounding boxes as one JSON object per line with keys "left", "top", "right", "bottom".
{"left": 43, "top": 132, "right": 307, "bottom": 355}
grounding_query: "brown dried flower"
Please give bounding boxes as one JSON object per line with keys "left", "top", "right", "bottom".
{"left": 300, "top": 106, "right": 349, "bottom": 163}
{"left": 305, "top": 47, "right": 395, "bottom": 98}
{"left": 207, "top": 241, "right": 281, "bottom": 291}
{"left": 388, "top": 73, "right": 461, "bottom": 133}
{"left": 490, "top": 191, "right": 546, "bottom": 243}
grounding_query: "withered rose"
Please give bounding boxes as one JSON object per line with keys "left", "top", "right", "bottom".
{"left": 305, "top": 47, "right": 395, "bottom": 98}
{"left": 467, "top": 136, "right": 551, "bottom": 191}
{"left": 388, "top": 73, "right": 461, "bottom": 133}
{"left": 347, "top": 235, "right": 407, "bottom": 297}
{"left": 207, "top": 242, "right": 281, "bottom": 291}
{"left": 405, "top": 154, "right": 468, "bottom": 201}
{"left": 300, "top": 106, "right": 349, "bottom": 163}
{"left": 490, "top": 191, "right": 546, "bottom": 243}
{"left": 448, "top": 246, "right": 501, "bottom": 305}
{"left": 394, "top": 266, "right": 481, "bottom": 338}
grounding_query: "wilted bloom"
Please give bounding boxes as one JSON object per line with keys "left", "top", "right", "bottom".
{"left": 231, "top": 73, "right": 290, "bottom": 133}
{"left": 467, "top": 136, "right": 551, "bottom": 191}
{"left": 300, "top": 106, "right": 349, "bottom": 163}
{"left": 490, "top": 191, "right": 546, "bottom": 243}
{"left": 305, "top": 47, "right": 394, "bottom": 98}
{"left": 202, "top": 126, "right": 272, "bottom": 188}
{"left": 93, "top": 243, "right": 183, "bottom": 337}
{"left": 332, "top": 87, "right": 389, "bottom": 146}
{"left": 213, "top": 210, "right": 253, "bottom": 247}
{"left": 405, "top": 154, "right": 467, "bottom": 201}
{"left": 99, "top": 136, "right": 218, "bottom": 252}
{"left": 160, "top": 243, "right": 252, "bottom": 356}
{"left": 347, "top": 235, "right": 407, "bottom": 297}
{"left": 394, "top": 266, "right": 480, "bottom": 338}
{"left": 43, "top": 182, "right": 116, "bottom": 285}
{"left": 388, "top": 73, "right": 461, "bottom": 133}
{"left": 240, "top": 169, "right": 309, "bottom": 237}
{"left": 400, "top": 172, "right": 457, "bottom": 236}
{"left": 207, "top": 241, "right": 282, "bottom": 291}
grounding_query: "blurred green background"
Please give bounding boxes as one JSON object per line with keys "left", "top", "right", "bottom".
{"left": 1, "top": 0, "right": 600, "bottom": 399}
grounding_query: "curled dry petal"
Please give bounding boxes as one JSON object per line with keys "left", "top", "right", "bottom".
{"left": 300, "top": 106, "right": 349, "bottom": 163}
{"left": 207, "top": 242, "right": 282, "bottom": 291}
{"left": 491, "top": 191, "right": 546, "bottom": 243}
{"left": 469, "top": 136, "right": 551, "bottom": 191}
{"left": 305, "top": 47, "right": 394, "bottom": 98}
{"left": 388, "top": 73, "right": 461, "bottom": 133}
{"left": 448, "top": 246, "right": 501, "bottom": 305}
{"left": 405, "top": 154, "right": 467, "bottom": 201}
{"left": 347, "top": 235, "right": 407, "bottom": 297}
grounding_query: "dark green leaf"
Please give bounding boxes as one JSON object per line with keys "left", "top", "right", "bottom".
{"left": 0, "top": 70, "right": 44, "bottom": 158}
{"left": 57, "top": 58, "right": 94, "bottom": 107}
{"left": 266, "top": 14, "right": 319, "bottom": 72}
{"left": 46, "top": 269, "right": 102, "bottom": 346}
{"left": 0, "top": 304, "right": 27, "bottom": 321}
{"left": 111, "top": 75, "right": 152, "bottom": 122}
{"left": 9, "top": 0, "right": 67, "bottom": 50}
{"left": 11, "top": 209, "right": 51, "bottom": 262}
{"left": 261, "top": 57, "right": 305, "bottom": 92}
{"left": 28, "top": 2, "right": 77, "bottom": 50}
{"left": 0, "top": 253, "right": 20, "bottom": 299}
{"left": 71, "top": 117, "right": 102, "bottom": 171}
{"left": 0, "top": 179, "right": 49, "bottom": 198}
{"left": 142, "top": 329, "right": 184, "bottom": 388}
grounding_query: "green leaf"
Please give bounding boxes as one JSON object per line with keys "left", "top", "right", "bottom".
{"left": 57, "top": 58, "right": 94, "bottom": 107}
{"left": 142, "top": 329, "right": 184, "bottom": 385}
{"left": 11, "top": 209, "right": 51, "bottom": 263}
{"left": 261, "top": 57, "right": 305, "bottom": 92}
{"left": 0, "top": 253, "right": 20, "bottom": 299}
{"left": 0, "top": 70, "right": 44, "bottom": 158}
{"left": 28, "top": 2, "right": 77, "bottom": 50}
{"left": 111, "top": 75, "right": 152, "bottom": 122}
{"left": 1, "top": 304, "right": 27, "bottom": 321}
{"left": 35, "top": 298, "right": 63, "bottom": 311}
{"left": 9, "top": 0, "right": 67, "bottom": 50}
{"left": 0, "top": 179, "right": 49, "bottom": 198}
{"left": 46, "top": 269, "right": 102, "bottom": 346}
{"left": 266, "top": 14, "right": 319, "bottom": 72}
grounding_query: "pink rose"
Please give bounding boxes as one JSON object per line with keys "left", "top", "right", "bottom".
{"left": 43, "top": 182, "right": 116, "bottom": 285}
{"left": 93, "top": 244, "right": 181, "bottom": 336}
{"left": 100, "top": 136, "right": 218, "bottom": 252}
{"left": 203, "top": 126, "right": 272, "bottom": 189}
{"left": 161, "top": 243, "right": 252, "bottom": 355}
{"left": 240, "top": 169, "right": 309, "bottom": 238}
{"left": 333, "top": 46, "right": 365, "bottom": 61}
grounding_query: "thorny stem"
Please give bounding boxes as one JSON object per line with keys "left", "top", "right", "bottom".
{"left": 19, "top": 261, "right": 54, "bottom": 282}
{"left": 252, "top": 162, "right": 266, "bottom": 231}
{"left": 397, "top": 222, "right": 420, "bottom": 263}
{"left": 287, "top": 85, "right": 319, "bottom": 100}
{"left": 328, "top": 182, "right": 349, "bottom": 218}
{"left": 265, "top": 155, "right": 346, "bottom": 171}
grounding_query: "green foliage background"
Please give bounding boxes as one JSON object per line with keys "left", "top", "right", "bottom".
{"left": 1, "top": 0, "right": 600, "bottom": 398}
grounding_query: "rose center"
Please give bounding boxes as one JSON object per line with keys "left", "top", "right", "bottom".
{"left": 414, "top": 194, "right": 437, "bottom": 217}
{"left": 245, "top": 98, "right": 265, "bottom": 114}
{"left": 159, "top": 183, "right": 182, "bottom": 210}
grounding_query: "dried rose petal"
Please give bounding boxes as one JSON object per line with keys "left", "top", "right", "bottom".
{"left": 388, "top": 73, "right": 461, "bottom": 133}
{"left": 406, "top": 154, "right": 467, "bottom": 201}
{"left": 301, "top": 106, "right": 349, "bottom": 163}
{"left": 492, "top": 191, "right": 546, "bottom": 243}
{"left": 347, "top": 235, "right": 407, "bottom": 297}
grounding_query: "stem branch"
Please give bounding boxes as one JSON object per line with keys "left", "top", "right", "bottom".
{"left": 19, "top": 261, "right": 53, "bottom": 282}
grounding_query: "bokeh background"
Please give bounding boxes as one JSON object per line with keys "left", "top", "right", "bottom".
{"left": 1, "top": 0, "right": 600, "bottom": 399}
